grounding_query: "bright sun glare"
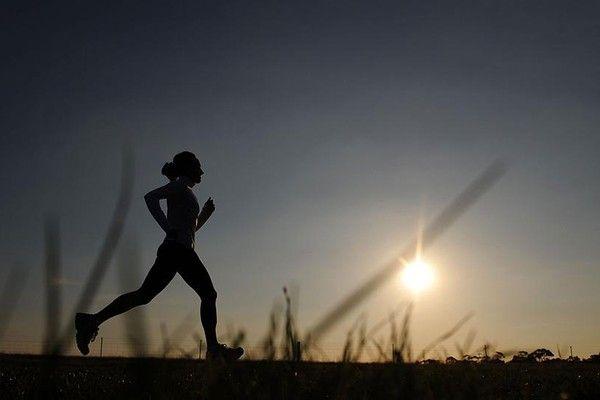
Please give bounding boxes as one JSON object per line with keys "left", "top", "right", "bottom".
{"left": 401, "top": 258, "right": 435, "bottom": 294}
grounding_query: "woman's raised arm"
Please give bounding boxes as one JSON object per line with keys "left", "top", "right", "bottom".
{"left": 144, "top": 182, "right": 177, "bottom": 233}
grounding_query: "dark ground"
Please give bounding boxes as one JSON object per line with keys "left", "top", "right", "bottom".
{"left": 1, "top": 354, "right": 599, "bottom": 399}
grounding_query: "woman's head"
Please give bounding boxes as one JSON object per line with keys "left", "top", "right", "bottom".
{"left": 162, "top": 151, "right": 203, "bottom": 183}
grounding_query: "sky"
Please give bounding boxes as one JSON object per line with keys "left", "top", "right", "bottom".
{"left": 1, "top": 0, "right": 599, "bottom": 358}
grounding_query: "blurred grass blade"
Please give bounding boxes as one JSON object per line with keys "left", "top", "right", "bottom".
{"left": 118, "top": 236, "right": 148, "bottom": 357}
{"left": 306, "top": 160, "right": 506, "bottom": 344}
{"left": 53, "top": 145, "right": 134, "bottom": 354}
{"left": 418, "top": 312, "right": 474, "bottom": 360}
{"left": 282, "top": 286, "right": 298, "bottom": 360}
{"left": 364, "top": 302, "right": 405, "bottom": 341}
{"left": 459, "top": 328, "right": 477, "bottom": 358}
{"left": 160, "top": 310, "right": 197, "bottom": 356}
{"left": 395, "top": 302, "right": 413, "bottom": 362}
{"left": 0, "top": 264, "right": 29, "bottom": 342}
{"left": 160, "top": 322, "right": 169, "bottom": 357}
{"left": 260, "top": 301, "right": 282, "bottom": 360}
{"left": 44, "top": 217, "right": 61, "bottom": 354}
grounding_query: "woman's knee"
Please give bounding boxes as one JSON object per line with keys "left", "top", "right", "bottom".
{"left": 134, "top": 289, "right": 154, "bottom": 305}
{"left": 200, "top": 288, "right": 217, "bottom": 302}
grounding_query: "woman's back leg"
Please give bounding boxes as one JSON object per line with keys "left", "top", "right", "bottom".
{"left": 76, "top": 252, "right": 176, "bottom": 355}
{"left": 94, "top": 256, "right": 176, "bottom": 325}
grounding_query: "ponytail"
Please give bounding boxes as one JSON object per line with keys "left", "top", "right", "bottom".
{"left": 162, "top": 151, "right": 199, "bottom": 181}
{"left": 161, "top": 162, "right": 178, "bottom": 181}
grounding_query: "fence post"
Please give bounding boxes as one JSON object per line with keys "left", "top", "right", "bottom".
{"left": 294, "top": 340, "right": 301, "bottom": 362}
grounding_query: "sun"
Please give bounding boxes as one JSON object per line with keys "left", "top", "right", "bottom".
{"left": 400, "top": 258, "right": 435, "bottom": 294}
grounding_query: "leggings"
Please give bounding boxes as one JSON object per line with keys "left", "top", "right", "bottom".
{"left": 94, "top": 240, "right": 218, "bottom": 347}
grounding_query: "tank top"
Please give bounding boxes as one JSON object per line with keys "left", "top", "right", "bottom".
{"left": 165, "top": 180, "right": 200, "bottom": 248}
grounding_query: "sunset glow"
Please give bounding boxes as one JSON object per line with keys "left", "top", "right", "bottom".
{"left": 401, "top": 258, "right": 435, "bottom": 293}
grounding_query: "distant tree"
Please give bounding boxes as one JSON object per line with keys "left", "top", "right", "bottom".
{"left": 527, "top": 348, "right": 554, "bottom": 362}
{"left": 585, "top": 354, "right": 600, "bottom": 363}
{"left": 486, "top": 351, "right": 505, "bottom": 364}
{"left": 463, "top": 354, "right": 481, "bottom": 363}
{"left": 419, "top": 359, "right": 440, "bottom": 365}
{"left": 445, "top": 356, "right": 458, "bottom": 364}
{"left": 510, "top": 351, "right": 529, "bottom": 363}
{"left": 566, "top": 356, "right": 581, "bottom": 362}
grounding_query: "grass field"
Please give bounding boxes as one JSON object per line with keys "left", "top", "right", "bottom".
{"left": 1, "top": 354, "right": 599, "bottom": 399}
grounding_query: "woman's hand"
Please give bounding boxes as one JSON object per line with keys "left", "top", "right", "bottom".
{"left": 196, "top": 197, "right": 215, "bottom": 232}
{"left": 202, "top": 197, "right": 215, "bottom": 215}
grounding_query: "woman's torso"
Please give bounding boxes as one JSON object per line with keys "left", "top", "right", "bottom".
{"left": 166, "top": 180, "right": 199, "bottom": 248}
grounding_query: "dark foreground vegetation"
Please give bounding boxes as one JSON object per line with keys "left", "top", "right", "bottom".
{"left": 1, "top": 354, "right": 600, "bottom": 399}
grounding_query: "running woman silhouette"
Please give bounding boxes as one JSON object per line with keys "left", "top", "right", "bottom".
{"left": 75, "top": 151, "right": 243, "bottom": 360}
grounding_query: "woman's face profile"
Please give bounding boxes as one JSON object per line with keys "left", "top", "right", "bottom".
{"left": 190, "top": 159, "right": 204, "bottom": 183}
